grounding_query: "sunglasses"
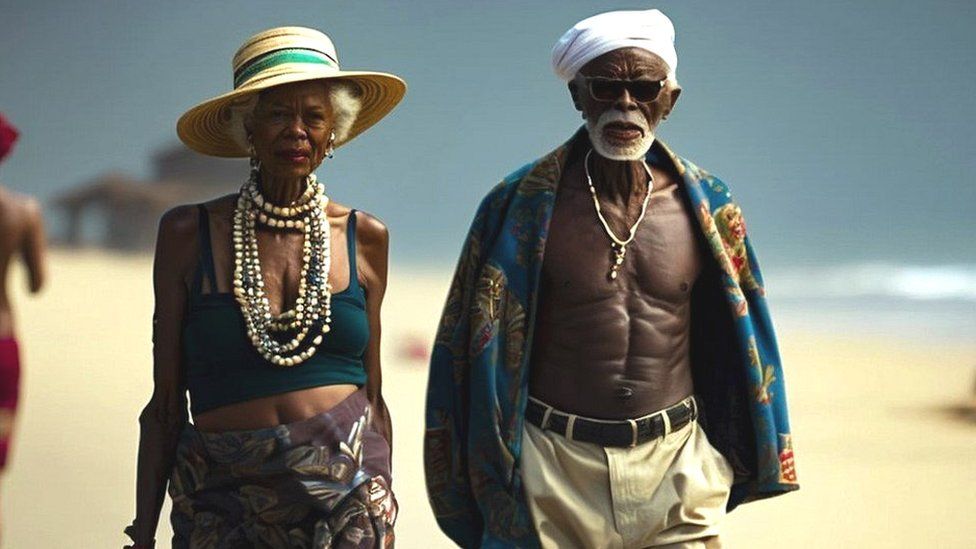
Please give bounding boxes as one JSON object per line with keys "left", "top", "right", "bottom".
{"left": 582, "top": 77, "right": 668, "bottom": 103}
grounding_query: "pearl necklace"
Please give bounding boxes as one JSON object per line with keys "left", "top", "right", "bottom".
{"left": 584, "top": 149, "right": 654, "bottom": 280}
{"left": 232, "top": 171, "right": 332, "bottom": 367}
{"left": 246, "top": 180, "right": 320, "bottom": 229}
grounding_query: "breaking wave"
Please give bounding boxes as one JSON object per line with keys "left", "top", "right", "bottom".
{"left": 766, "top": 263, "right": 976, "bottom": 302}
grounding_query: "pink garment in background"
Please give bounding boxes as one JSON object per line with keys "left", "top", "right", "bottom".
{"left": 0, "top": 338, "right": 21, "bottom": 470}
{"left": 0, "top": 113, "right": 20, "bottom": 163}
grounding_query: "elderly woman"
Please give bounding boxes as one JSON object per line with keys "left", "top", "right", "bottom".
{"left": 125, "top": 27, "right": 405, "bottom": 548}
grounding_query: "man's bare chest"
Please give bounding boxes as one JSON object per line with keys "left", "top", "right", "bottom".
{"left": 540, "top": 179, "right": 703, "bottom": 308}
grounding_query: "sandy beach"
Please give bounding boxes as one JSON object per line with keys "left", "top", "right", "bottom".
{"left": 3, "top": 251, "right": 974, "bottom": 548}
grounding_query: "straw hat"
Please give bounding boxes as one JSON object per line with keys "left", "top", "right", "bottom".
{"left": 177, "top": 26, "right": 406, "bottom": 157}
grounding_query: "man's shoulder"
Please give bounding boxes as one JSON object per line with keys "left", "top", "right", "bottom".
{"left": 484, "top": 161, "right": 535, "bottom": 199}
{"left": 659, "top": 145, "right": 739, "bottom": 201}
{"left": 656, "top": 143, "right": 714, "bottom": 183}
{"left": 685, "top": 157, "right": 737, "bottom": 200}
{"left": 471, "top": 160, "right": 538, "bottom": 217}
{"left": 480, "top": 143, "right": 569, "bottom": 205}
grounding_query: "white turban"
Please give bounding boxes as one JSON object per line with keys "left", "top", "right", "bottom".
{"left": 551, "top": 9, "right": 677, "bottom": 82}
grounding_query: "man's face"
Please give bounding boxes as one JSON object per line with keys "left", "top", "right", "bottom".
{"left": 571, "top": 47, "right": 680, "bottom": 160}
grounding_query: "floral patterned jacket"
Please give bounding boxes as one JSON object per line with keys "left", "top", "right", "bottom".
{"left": 424, "top": 133, "right": 799, "bottom": 548}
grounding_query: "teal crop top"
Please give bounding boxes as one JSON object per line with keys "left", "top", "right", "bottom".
{"left": 183, "top": 205, "right": 369, "bottom": 415}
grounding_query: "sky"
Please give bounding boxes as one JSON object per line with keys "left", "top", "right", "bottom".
{"left": 1, "top": 0, "right": 974, "bottom": 267}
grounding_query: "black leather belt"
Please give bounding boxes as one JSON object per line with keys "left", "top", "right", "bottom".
{"left": 525, "top": 396, "right": 698, "bottom": 448}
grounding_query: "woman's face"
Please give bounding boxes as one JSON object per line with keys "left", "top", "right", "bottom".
{"left": 248, "top": 80, "right": 334, "bottom": 181}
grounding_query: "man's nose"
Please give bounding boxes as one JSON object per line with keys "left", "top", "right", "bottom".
{"left": 613, "top": 88, "right": 639, "bottom": 111}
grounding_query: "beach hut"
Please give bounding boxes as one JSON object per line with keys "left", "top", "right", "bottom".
{"left": 52, "top": 145, "right": 245, "bottom": 251}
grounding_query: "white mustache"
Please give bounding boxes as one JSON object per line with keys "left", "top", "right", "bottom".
{"left": 586, "top": 109, "right": 656, "bottom": 161}
{"left": 595, "top": 110, "right": 649, "bottom": 132}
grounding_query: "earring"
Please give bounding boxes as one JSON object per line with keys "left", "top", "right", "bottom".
{"left": 247, "top": 139, "right": 261, "bottom": 176}
{"left": 326, "top": 130, "right": 336, "bottom": 159}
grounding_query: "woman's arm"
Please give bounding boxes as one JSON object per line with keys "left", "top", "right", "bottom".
{"left": 356, "top": 211, "right": 392, "bottom": 447}
{"left": 126, "top": 206, "right": 198, "bottom": 547}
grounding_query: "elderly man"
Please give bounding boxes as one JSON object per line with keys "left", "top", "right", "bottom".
{"left": 0, "top": 113, "right": 46, "bottom": 480}
{"left": 425, "top": 9, "right": 798, "bottom": 548}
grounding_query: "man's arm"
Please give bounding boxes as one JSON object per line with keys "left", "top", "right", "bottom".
{"left": 701, "top": 172, "right": 799, "bottom": 504}
{"left": 424, "top": 188, "right": 504, "bottom": 547}
{"left": 425, "top": 250, "right": 481, "bottom": 546}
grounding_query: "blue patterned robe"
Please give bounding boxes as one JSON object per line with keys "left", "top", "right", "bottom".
{"left": 424, "top": 133, "right": 798, "bottom": 548}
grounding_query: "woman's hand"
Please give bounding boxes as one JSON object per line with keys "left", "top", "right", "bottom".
{"left": 123, "top": 522, "right": 155, "bottom": 548}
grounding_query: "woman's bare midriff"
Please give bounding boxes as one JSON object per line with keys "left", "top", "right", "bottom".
{"left": 192, "top": 383, "right": 359, "bottom": 432}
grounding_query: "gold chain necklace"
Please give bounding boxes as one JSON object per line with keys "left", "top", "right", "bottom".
{"left": 584, "top": 149, "right": 654, "bottom": 280}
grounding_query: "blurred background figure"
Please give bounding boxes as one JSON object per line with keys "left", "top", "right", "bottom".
{"left": 0, "top": 112, "right": 46, "bottom": 538}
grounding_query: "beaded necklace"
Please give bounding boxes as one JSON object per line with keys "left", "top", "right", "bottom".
{"left": 584, "top": 149, "right": 654, "bottom": 281}
{"left": 232, "top": 170, "right": 332, "bottom": 367}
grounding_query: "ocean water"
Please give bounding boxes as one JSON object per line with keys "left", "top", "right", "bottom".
{"left": 766, "top": 263, "right": 976, "bottom": 345}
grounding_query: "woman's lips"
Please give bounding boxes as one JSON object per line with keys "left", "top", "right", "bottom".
{"left": 276, "top": 150, "right": 310, "bottom": 163}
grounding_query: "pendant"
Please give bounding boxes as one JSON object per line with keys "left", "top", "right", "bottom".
{"left": 609, "top": 244, "right": 626, "bottom": 281}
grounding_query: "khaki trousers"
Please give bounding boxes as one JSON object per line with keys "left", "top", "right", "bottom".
{"left": 521, "top": 407, "right": 733, "bottom": 549}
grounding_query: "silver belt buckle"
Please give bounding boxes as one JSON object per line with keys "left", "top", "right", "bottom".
{"left": 627, "top": 418, "right": 638, "bottom": 447}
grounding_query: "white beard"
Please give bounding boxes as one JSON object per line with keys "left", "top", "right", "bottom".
{"left": 586, "top": 110, "right": 656, "bottom": 161}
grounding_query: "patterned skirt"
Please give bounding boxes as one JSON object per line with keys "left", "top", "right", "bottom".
{"left": 169, "top": 388, "right": 396, "bottom": 548}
